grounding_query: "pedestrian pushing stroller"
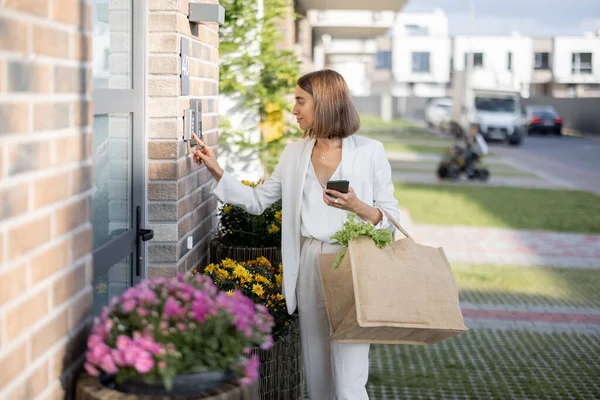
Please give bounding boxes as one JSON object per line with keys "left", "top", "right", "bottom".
{"left": 437, "top": 123, "right": 490, "bottom": 181}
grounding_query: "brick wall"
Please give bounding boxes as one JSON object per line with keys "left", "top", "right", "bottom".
{"left": 0, "top": 1, "right": 94, "bottom": 399}
{"left": 147, "top": 0, "right": 220, "bottom": 278}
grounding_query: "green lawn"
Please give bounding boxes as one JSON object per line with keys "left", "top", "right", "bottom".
{"left": 368, "top": 329, "right": 600, "bottom": 399}
{"left": 394, "top": 183, "right": 600, "bottom": 233}
{"left": 383, "top": 142, "right": 450, "bottom": 154}
{"left": 359, "top": 115, "right": 425, "bottom": 131}
{"left": 453, "top": 264, "right": 600, "bottom": 308}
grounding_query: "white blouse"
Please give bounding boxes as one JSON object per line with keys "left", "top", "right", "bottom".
{"left": 300, "top": 159, "right": 348, "bottom": 243}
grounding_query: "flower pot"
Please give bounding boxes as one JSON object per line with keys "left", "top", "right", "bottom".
{"left": 112, "top": 370, "right": 235, "bottom": 396}
{"left": 249, "top": 318, "right": 304, "bottom": 400}
{"left": 76, "top": 373, "right": 259, "bottom": 400}
{"left": 210, "top": 240, "right": 282, "bottom": 267}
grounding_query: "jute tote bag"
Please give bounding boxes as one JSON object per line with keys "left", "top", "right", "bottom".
{"left": 319, "top": 210, "right": 467, "bottom": 345}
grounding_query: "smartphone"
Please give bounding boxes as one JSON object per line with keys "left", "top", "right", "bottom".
{"left": 326, "top": 180, "right": 349, "bottom": 194}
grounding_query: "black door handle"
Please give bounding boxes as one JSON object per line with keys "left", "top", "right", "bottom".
{"left": 136, "top": 206, "right": 153, "bottom": 276}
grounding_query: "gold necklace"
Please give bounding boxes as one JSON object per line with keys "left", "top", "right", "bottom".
{"left": 316, "top": 141, "right": 341, "bottom": 161}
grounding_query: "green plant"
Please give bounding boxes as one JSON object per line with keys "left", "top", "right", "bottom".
{"left": 330, "top": 214, "right": 393, "bottom": 267}
{"left": 217, "top": 180, "right": 283, "bottom": 248}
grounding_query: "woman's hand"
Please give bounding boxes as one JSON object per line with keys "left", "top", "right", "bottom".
{"left": 323, "top": 187, "right": 362, "bottom": 213}
{"left": 191, "top": 133, "right": 224, "bottom": 181}
{"left": 323, "top": 187, "right": 383, "bottom": 225}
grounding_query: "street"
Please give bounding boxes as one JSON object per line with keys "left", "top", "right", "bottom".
{"left": 491, "top": 135, "right": 600, "bottom": 195}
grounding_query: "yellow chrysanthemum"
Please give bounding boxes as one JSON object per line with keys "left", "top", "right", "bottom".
{"left": 276, "top": 293, "right": 284, "bottom": 302}
{"left": 255, "top": 256, "right": 271, "bottom": 268}
{"left": 215, "top": 269, "right": 229, "bottom": 280}
{"left": 275, "top": 210, "right": 282, "bottom": 222}
{"left": 275, "top": 274, "right": 282, "bottom": 287}
{"left": 252, "top": 284, "right": 265, "bottom": 298}
{"left": 223, "top": 204, "right": 233, "bottom": 213}
{"left": 233, "top": 265, "right": 248, "bottom": 279}
{"left": 222, "top": 259, "right": 237, "bottom": 270}
{"left": 255, "top": 274, "right": 271, "bottom": 286}
{"left": 268, "top": 223, "right": 280, "bottom": 234}
{"left": 226, "top": 290, "right": 235, "bottom": 296}
{"left": 204, "top": 264, "right": 216, "bottom": 274}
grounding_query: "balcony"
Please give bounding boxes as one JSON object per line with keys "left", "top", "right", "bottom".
{"left": 309, "top": 10, "right": 396, "bottom": 38}
{"left": 296, "top": 0, "right": 407, "bottom": 12}
{"left": 324, "top": 39, "right": 378, "bottom": 55}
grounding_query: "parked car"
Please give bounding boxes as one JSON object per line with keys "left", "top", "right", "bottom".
{"left": 473, "top": 91, "right": 523, "bottom": 146}
{"left": 522, "top": 106, "right": 563, "bottom": 136}
{"left": 425, "top": 98, "right": 453, "bottom": 129}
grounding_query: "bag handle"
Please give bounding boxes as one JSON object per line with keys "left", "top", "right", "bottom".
{"left": 380, "top": 208, "right": 413, "bottom": 240}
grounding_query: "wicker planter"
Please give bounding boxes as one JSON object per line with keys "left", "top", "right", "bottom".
{"left": 209, "top": 240, "right": 282, "bottom": 267}
{"left": 249, "top": 318, "right": 304, "bottom": 400}
{"left": 76, "top": 374, "right": 259, "bottom": 400}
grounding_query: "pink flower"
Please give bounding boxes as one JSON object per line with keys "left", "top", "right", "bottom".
{"left": 122, "top": 345, "right": 140, "bottom": 365}
{"left": 116, "top": 335, "right": 132, "bottom": 351}
{"left": 84, "top": 362, "right": 100, "bottom": 376}
{"left": 90, "top": 342, "right": 111, "bottom": 363}
{"left": 134, "top": 351, "right": 154, "bottom": 374}
{"left": 99, "top": 354, "right": 118, "bottom": 374}
{"left": 159, "top": 321, "right": 169, "bottom": 330}
{"left": 122, "top": 300, "right": 136, "bottom": 313}
{"left": 137, "top": 307, "right": 149, "bottom": 317}
{"left": 87, "top": 334, "right": 104, "bottom": 349}
{"left": 239, "top": 355, "right": 259, "bottom": 385}
{"left": 176, "top": 322, "right": 187, "bottom": 332}
{"left": 260, "top": 335, "right": 274, "bottom": 351}
{"left": 158, "top": 361, "right": 167, "bottom": 370}
{"left": 112, "top": 349, "right": 125, "bottom": 366}
{"left": 164, "top": 296, "right": 186, "bottom": 318}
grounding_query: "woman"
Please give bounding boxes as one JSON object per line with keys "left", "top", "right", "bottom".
{"left": 192, "top": 69, "right": 400, "bottom": 399}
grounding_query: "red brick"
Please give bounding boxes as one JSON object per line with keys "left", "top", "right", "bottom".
{"left": 52, "top": 263, "right": 87, "bottom": 307}
{"left": 0, "top": 103, "right": 30, "bottom": 134}
{"left": 0, "top": 182, "right": 29, "bottom": 220}
{"left": 70, "top": 165, "right": 93, "bottom": 195}
{"left": 52, "top": 0, "right": 81, "bottom": 25}
{"left": 7, "top": 214, "right": 52, "bottom": 261}
{"left": 6, "top": 139, "right": 53, "bottom": 176}
{"left": 70, "top": 225, "right": 92, "bottom": 263}
{"left": 73, "top": 101, "right": 93, "bottom": 127}
{"left": 3, "top": 360, "right": 49, "bottom": 400}
{"left": 31, "top": 309, "right": 69, "bottom": 359}
{"left": 69, "top": 288, "right": 92, "bottom": 329}
{"left": 5, "top": 288, "right": 50, "bottom": 341}
{"left": 33, "top": 102, "right": 71, "bottom": 131}
{"left": 33, "top": 172, "right": 70, "bottom": 209}
{"left": 30, "top": 240, "right": 69, "bottom": 285}
{"left": 149, "top": 161, "right": 178, "bottom": 180}
{"left": 54, "top": 198, "right": 89, "bottom": 237}
{"left": 0, "top": 341, "right": 28, "bottom": 391}
{"left": 0, "top": 263, "right": 28, "bottom": 306}
{"left": 5, "top": 0, "right": 50, "bottom": 17}
{"left": 33, "top": 25, "right": 70, "bottom": 59}
{"left": 54, "top": 133, "right": 89, "bottom": 165}
{"left": 71, "top": 32, "right": 93, "bottom": 61}
{"left": 149, "top": 141, "right": 178, "bottom": 159}
{"left": 0, "top": 16, "right": 29, "bottom": 52}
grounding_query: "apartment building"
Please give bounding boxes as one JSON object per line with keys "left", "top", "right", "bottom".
{"left": 391, "top": 8, "right": 451, "bottom": 98}
{"left": 552, "top": 33, "right": 600, "bottom": 98}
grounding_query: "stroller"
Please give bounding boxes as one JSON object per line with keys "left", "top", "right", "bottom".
{"left": 437, "top": 123, "right": 490, "bottom": 181}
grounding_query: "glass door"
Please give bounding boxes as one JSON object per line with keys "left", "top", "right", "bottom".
{"left": 91, "top": 0, "right": 149, "bottom": 315}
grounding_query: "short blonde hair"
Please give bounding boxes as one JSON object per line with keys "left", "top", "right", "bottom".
{"left": 297, "top": 69, "right": 360, "bottom": 139}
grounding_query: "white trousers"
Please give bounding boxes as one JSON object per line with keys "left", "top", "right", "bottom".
{"left": 296, "top": 237, "right": 370, "bottom": 400}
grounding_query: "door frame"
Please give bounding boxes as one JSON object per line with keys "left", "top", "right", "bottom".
{"left": 92, "top": 0, "right": 147, "bottom": 288}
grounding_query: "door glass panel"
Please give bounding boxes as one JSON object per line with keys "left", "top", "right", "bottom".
{"left": 92, "top": 0, "right": 132, "bottom": 89}
{"left": 93, "top": 253, "right": 132, "bottom": 315}
{"left": 92, "top": 113, "right": 132, "bottom": 249}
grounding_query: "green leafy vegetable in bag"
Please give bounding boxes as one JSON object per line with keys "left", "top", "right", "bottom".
{"left": 330, "top": 213, "right": 393, "bottom": 268}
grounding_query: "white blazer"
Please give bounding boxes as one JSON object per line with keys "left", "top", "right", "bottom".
{"left": 212, "top": 135, "right": 401, "bottom": 315}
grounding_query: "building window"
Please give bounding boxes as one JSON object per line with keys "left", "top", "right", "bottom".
{"left": 572, "top": 53, "right": 592, "bottom": 74}
{"left": 534, "top": 52, "right": 550, "bottom": 69}
{"left": 507, "top": 52, "right": 513, "bottom": 71}
{"left": 464, "top": 52, "right": 484, "bottom": 69}
{"left": 412, "top": 52, "right": 430, "bottom": 73}
{"left": 405, "top": 24, "right": 429, "bottom": 36}
{"left": 375, "top": 51, "right": 392, "bottom": 70}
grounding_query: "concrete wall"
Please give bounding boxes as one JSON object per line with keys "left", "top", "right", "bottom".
{"left": 522, "top": 96, "right": 600, "bottom": 135}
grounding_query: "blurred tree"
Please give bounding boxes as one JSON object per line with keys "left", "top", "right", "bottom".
{"left": 219, "top": 0, "right": 302, "bottom": 176}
